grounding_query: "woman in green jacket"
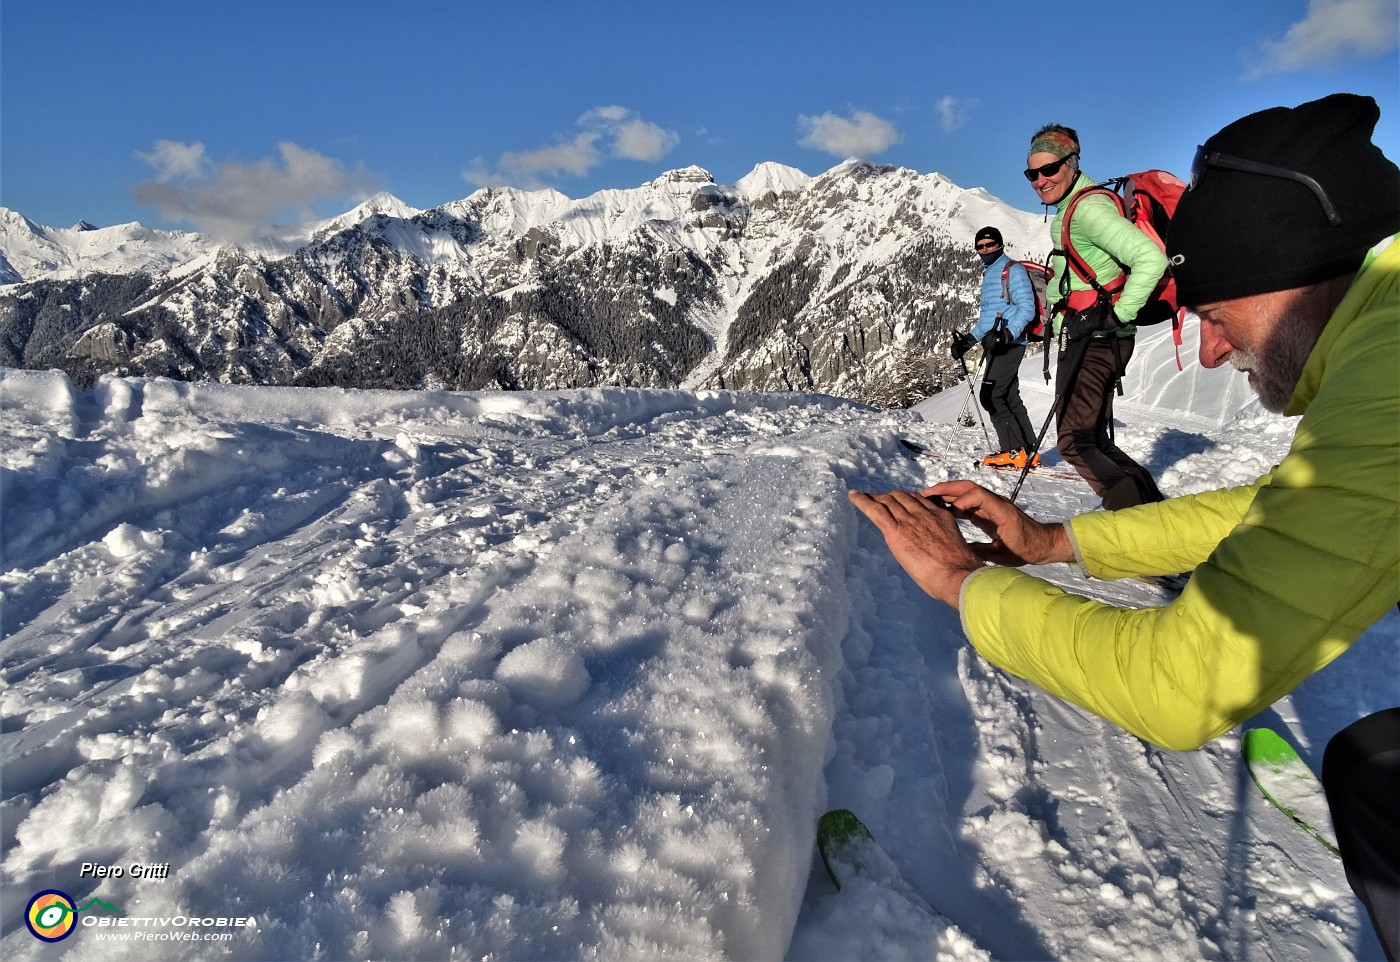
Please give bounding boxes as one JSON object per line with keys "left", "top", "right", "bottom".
{"left": 1026, "top": 124, "right": 1167, "bottom": 509}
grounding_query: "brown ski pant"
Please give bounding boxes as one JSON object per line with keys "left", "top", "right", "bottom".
{"left": 1054, "top": 336, "right": 1164, "bottom": 510}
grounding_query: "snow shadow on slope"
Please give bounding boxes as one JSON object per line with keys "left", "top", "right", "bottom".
{"left": 1140, "top": 426, "right": 1218, "bottom": 480}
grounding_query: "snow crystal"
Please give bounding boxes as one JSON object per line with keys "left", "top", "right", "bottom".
{"left": 495, "top": 639, "right": 592, "bottom": 710}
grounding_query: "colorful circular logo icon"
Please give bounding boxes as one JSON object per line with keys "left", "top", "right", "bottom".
{"left": 26, "top": 890, "right": 78, "bottom": 942}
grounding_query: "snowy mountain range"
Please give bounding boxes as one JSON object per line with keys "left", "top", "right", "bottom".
{"left": 0, "top": 162, "right": 1048, "bottom": 407}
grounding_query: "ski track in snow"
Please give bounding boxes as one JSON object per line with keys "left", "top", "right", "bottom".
{"left": 1, "top": 356, "right": 1394, "bottom": 961}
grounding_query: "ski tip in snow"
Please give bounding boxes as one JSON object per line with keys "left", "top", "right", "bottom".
{"left": 1243, "top": 727, "right": 1297, "bottom": 769}
{"left": 1242, "top": 727, "right": 1341, "bottom": 856}
{"left": 814, "top": 809, "right": 998, "bottom": 960}
{"left": 817, "top": 809, "right": 874, "bottom": 890}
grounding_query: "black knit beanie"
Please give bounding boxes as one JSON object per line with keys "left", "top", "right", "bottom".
{"left": 975, "top": 226, "right": 1003, "bottom": 246}
{"left": 1168, "top": 93, "right": 1400, "bottom": 306}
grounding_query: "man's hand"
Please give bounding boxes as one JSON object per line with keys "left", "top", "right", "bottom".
{"left": 847, "top": 490, "right": 984, "bottom": 608}
{"left": 925, "top": 480, "right": 1073, "bottom": 567}
{"left": 950, "top": 330, "right": 976, "bottom": 360}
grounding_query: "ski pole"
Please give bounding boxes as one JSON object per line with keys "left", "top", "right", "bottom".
{"left": 1008, "top": 333, "right": 1091, "bottom": 503}
{"left": 960, "top": 353, "right": 993, "bottom": 450}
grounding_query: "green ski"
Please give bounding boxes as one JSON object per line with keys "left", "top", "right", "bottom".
{"left": 818, "top": 808, "right": 887, "bottom": 891}
{"left": 1242, "top": 727, "right": 1340, "bottom": 856}
{"left": 815, "top": 809, "right": 994, "bottom": 960}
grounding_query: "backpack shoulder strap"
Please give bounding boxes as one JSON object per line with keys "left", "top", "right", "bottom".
{"left": 1060, "top": 185, "right": 1128, "bottom": 302}
{"left": 1000, "top": 263, "right": 1014, "bottom": 304}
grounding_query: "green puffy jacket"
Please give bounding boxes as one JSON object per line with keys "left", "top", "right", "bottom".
{"left": 1049, "top": 174, "right": 1169, "bottom": 333}
{"left": 959, "top": 238, "right": 1400, "bottom": 751}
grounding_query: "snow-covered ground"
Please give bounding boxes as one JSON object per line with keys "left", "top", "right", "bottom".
{"left": 2, "top": 323, "right": 1394, "bottom": 960}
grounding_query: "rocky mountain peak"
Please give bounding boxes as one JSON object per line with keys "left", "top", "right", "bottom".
{"left": 653, "top": 166, "right": 715, "bottom": 187}
{"left": 0, "top": 164, "right": 1047, "bottom": 408}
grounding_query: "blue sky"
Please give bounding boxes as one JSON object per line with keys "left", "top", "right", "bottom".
{"left": 3, "top": 0, "right": 1397, "bottom": 239}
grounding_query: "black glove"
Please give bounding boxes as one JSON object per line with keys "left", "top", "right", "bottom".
{"left": 1064, "top": 305, "right": 1122, "bottom": 342}
{"left": 980, "top": 316, "right": 1014, "bottom": 354}
{"left": 950, "top": 330, "right": 976, "bottom": 360}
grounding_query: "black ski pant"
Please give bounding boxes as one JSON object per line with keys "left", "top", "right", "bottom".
{"left": 1323, "top": 707, "right": 1400, "bottom": 961}
{"left": 980, "top": 343, "right": 1036, "bottom": 454}
{"left": 1054, "top": 335, "right": 1164, "bottom": 510}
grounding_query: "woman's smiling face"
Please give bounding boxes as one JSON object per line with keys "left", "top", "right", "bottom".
{"left": 1026, "top": 151, "right": 1076, "bottom": 206}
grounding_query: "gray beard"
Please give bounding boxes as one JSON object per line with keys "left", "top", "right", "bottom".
{"left": 1228, "top": 313, "right": 1320, "bottom": 413}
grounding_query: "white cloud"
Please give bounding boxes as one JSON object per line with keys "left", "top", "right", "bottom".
{"left": 132, "top": 141, "right": 376, "bottom": 243}
{"left": 579, "top": 105, "right": 680, "bottom": 162}
{"left": 797, "top": 110, "right": 902, "bottom": 159}
{"left": 465, "top": 107, "right": 679, "bottom": 189}
{"left": 502, "top": 133, "right": 603, "bottom": 184}
{"left": 612, "top": 118, "right": 682, "bottom": 163}
{"left": 579, "top": 105, "right": 631, "bottom": 125}
{"left": 1247, "top": 0, "right": 1399, "bottom": 76}
{"left": 133, "top": 140, "right": 208, "bottom": 181}
{"left": 935, "top": 96, "right": 978, "bottom": 132}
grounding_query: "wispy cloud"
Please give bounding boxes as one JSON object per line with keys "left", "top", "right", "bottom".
{"left": 797, "top": 110, "right": 902, "bottom": 159}
{"left": 464, "top": 107, "right": 680, "bottom": 189}
{"left": 465, "top": 133, "right": 604, "bottom": 189}
{"left": 580, "top": 106, "right": 680, "bottom": 162}
{"left": 134, "top": 140, "right": 209, "bottom": 181}
{"left": 131, "top": 141, "right": 376, "bottom": 243}
{"left": 935, "top": 96, "right": 978, "bottom": 132}
{"left": 1246, "top": 0, "right": 1399, "bottom": 76}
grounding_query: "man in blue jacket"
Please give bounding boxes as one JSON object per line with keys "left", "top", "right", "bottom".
{"left": 958, "top": 227, "right": 1039, "bottom": 468}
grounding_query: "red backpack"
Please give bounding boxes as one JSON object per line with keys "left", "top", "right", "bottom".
{"left": 1059, "top": 170, "right": 1188, "bottom": 368}
{"left": 1001, "top": 260, "right": 1052, "bottom": 342}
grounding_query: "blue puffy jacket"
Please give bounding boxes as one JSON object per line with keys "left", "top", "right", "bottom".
{"left": 972, "top": 253, "right": 1035, "bottom": 344}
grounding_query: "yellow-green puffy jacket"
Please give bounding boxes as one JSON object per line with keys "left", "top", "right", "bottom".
{"left": 959, "top": 238, "right": 1400, "bottom": 751}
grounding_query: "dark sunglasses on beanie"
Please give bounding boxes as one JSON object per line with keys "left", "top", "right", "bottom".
{"left": 1189, "top": 146, "right": 1342, "bottom": 226}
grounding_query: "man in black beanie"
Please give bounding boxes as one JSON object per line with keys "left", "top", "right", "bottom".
{"left": 1170, "top": 92, "right": 1400, "bottom": 961}
{"left": 1170, "top": 92, "right": 1400, "bottom": 411}
{"left": 849, "top": 92, "right": 1398, "bottom": 959}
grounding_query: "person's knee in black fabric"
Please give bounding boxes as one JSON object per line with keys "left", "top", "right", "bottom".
{"left": 980, "top": 379, "right": 997, "bottom": 414}
{"left": 1323, "top": 708, "right": 1400, "bottom": 961}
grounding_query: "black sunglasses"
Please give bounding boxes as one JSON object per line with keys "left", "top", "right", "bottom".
{"left": 1190, "top": 146, "right": 1342, "bottom": 226}
{"left": 974, "top": 240, "right": 1000, "bottom": 251}
{"left": 1023, "top": 153, "right": 1077, "bottom": 181}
